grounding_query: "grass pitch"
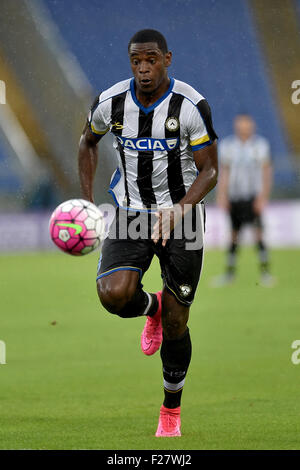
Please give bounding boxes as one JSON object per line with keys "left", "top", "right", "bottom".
{"left": 0, "top": 248, "right": 299, "bottom": 450}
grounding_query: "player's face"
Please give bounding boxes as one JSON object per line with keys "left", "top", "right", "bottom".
{"left": 234, "top": 115, "right": 256, "bottom": 141}
{"left": 129, "top": 42, "right": 172, "bottom": 94}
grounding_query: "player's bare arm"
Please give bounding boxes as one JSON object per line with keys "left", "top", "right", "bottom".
{"left": 216, "top": 164, "right": 230, "bottom": 210}
{"left": 181, "top": 140, "right": 218, "bottom": 209}
{"left": 152, "top": 141, "right": 218, "bottom": 245}
{"left": 78, "top": 124, "right": 101, "bottom": 203}
{"left": 253, "top": 161, "right": 272, "bottom": 214}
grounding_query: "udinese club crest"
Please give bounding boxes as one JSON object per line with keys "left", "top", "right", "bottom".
{"left": 180, "top": 284, "right": 192, "bottom": 298}
{"left": 165, "top": 116, "right": 180, "bottom": 132}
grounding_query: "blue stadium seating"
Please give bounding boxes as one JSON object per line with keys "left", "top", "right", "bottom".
{"left": 0, "top": 137, "right": 22, "bottom": 192}
{"left": 0, "top": 0, "right": 296, "bottom": 195}
{"left": 45, "top": 0, "right": 290, "bottom": 161}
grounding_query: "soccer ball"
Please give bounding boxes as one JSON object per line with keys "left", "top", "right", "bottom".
{"left": 49, "top": 199, "right": 105, "bottom": 256}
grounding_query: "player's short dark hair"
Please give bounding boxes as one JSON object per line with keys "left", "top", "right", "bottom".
{"left": 128, "top": 29, "right": 168, "bottom": 54}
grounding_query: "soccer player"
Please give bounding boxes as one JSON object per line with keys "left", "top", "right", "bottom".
{"left": 214, "top": 113, "right": 274, "bottom": 286}
{"left": 78, "top": 29, "right": 218, "bottom": 437}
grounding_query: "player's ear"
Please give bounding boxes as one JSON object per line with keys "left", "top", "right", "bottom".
{"left": 165, "top": 51, "right": 172, "bottom": 67}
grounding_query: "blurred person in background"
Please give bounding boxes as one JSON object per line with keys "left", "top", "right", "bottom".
{"left": 212, "top": 113, "right": 274, "bottom": 287}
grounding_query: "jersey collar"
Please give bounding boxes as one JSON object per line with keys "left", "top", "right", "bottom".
{"left": 130, "top": 77, "right": 174, "bottom": 115}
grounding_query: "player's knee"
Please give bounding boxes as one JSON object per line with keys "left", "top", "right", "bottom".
{"left": 96, "top": 278, "right": 135, "bottom": 315}
{"left": 162, "top": 309, "right": 188, "bottom": 340}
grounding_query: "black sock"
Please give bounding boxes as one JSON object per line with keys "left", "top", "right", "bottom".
{"left": 117, "top": 288, "right": 158, "bottom": 318}
{"left": 146, "top": 293, "right": 159, "bottom": 317}
{"left": 160, "top": 328, "right": 192, "bottom": 409}
{"left": 257, "top": 241, "right": 269, "bottom": 273}
{"left": 226, "top": 242, "right": 238, "bottom": 275}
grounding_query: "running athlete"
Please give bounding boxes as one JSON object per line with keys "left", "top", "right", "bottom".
{"left": 214, "top": 113, "right": 274, "bottom": 287}
{"left": 78, "top": 29, "right": 218, "bottom": 437}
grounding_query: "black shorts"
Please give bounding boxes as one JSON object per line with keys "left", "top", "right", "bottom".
{"left": 96, "top": 205, "right": 205, "bottom": 306}
{"left": 229, "top": 198, "right": 262, "bottom": 231}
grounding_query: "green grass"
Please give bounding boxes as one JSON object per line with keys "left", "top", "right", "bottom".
{"left": 0, "top": 248, "right": 299, "bottom": 450}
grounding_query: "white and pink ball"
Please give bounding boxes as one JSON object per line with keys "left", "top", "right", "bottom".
{"left": 49, "top": 199, "right": 105, "bottom": 255}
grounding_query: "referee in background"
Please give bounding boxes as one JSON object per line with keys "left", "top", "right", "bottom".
{"left": 213, "top": 113, "right": 275, "bottom": 287}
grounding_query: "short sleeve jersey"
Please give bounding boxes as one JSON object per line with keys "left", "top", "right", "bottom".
{"left": 88, "top": 78, "right": 217, "bottom": 210}
{"left": 219, "top": 134, "right": 271, "bottom": 201}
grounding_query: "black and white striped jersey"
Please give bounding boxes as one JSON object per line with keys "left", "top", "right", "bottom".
{"left": 88, "top": 77, "right": 217, "bottom": 210}
{"left": 219, "top": 134, "right": 271, "bottom": 201}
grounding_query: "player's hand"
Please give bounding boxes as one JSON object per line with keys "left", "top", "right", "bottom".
{"left": 253, "top": 196, "right": 266, "bottom": 215}
{"left": 151, "top": 204, "right": 183, "bottom": 247}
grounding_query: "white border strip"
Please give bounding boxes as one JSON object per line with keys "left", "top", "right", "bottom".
{"left": 0, "top": 102, "right": 40, "bottom": 174}
{"left": 164, "top": 378, "right": 185, "bottom": 391}
{"left": 25, "top": 0, "right": 92, "bottom": 98}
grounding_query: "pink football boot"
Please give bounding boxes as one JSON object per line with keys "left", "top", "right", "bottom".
{"left": 141, "top": 291, "right": 162, "bottom": 356}
{"left": 155, "top": 405, "right": 181, "bottom": 437}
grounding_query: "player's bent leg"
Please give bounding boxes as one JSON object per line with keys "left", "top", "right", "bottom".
{"left": 97, "top": 270, "right": 139, "bottom": 314}
{"left": 97, "top": 270, "right": 158, "bottom": 318}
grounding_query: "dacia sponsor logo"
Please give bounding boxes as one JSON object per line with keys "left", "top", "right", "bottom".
{"left": 116, "top": 136, "right": 179, "bottom": 151}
